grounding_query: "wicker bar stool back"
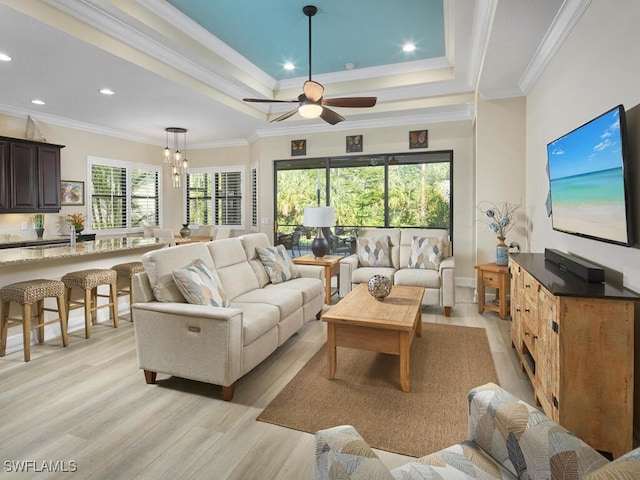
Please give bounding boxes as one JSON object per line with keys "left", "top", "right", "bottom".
{"left": 1, "top": 279, "right": 69, "bottom": 362}
{"left": 62, "top": 269, "right": 118, "bottom": 339}
{"left": 111, "top": 262, "right": 145, "bottom": 321}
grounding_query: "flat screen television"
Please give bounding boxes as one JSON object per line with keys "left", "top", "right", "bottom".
{"left": 546, "top": 104, "right": 634, "bottom": 246}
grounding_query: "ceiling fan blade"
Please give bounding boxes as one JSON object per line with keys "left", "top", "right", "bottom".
{"left": 270, "top": 107, "right": 299, "bottom": 123}
{"left": 322, "top": 97, "right": 377, "bottom": 108}
{"left": 303, "top": 81, "right": 324, "bottom": 102}
{"left": 320, "top": 107, "right": 345, "bottom": 125}
{"left": 243, "top": 98, "right": 299, "bottom": 103}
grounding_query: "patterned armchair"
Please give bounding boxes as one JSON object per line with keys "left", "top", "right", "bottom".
{"left": 315, "top": 383, "right": 640, "bottom": 480}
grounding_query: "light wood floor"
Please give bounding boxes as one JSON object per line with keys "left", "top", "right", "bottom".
{"left": 0, "top": 287, "right": 533, "bottom": 479}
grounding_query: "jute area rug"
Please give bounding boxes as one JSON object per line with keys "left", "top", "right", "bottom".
{"left": 257, "top": 323, "right": 499, "bottom": 458}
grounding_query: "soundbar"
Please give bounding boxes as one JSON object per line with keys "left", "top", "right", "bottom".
{"left": 544, "top": 248, "right": 605, "bottom": 283}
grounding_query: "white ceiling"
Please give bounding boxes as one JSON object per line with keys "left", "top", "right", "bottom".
{"left": 0, "top": 0, "right": 587, "bottom": 149}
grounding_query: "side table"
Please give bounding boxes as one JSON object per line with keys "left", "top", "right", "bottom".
{"left": 475, "top": 262, "right": 510, "bottom": 320}
{"left": 292, "top": 254, "right": 341, "bottom": 304}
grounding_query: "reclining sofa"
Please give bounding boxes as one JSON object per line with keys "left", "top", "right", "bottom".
{"left": 315, "top": 382, "right": 640, "bottom": 479}
{"left": 339, "top": 228, "right": 455, "bottom": 316}
{"left": 131, "top": 233, "right": 324, "bottom": 400}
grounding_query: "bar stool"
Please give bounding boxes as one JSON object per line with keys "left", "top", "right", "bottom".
{"left": 62, "top": 269, "right": 118, "bottom": 339}
{"left": 0, "top": 279, "right": 69, "bottom": 362}
{"left": 111, "top": 262, "right": 145, "bottom": 321}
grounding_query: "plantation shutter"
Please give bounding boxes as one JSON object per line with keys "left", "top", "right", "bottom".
{"left": 251, "top": 168, "right": 257, "bottom": 227}
{"left": 91, "top": 164, "right": 126, "bottom": 229}
{"left": 131, "top": 169, "right": 159, "bottom": 227}
{"left": 215, "top": 171, "right": 242, "bottom": 226}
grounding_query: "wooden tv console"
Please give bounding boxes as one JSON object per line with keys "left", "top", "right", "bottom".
{"left": 509, "top": 253, "right": 637, "bottom": 459}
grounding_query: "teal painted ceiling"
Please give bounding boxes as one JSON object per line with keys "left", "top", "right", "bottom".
{"left": 165, "top": 0, "right": 445, "bottom": 79}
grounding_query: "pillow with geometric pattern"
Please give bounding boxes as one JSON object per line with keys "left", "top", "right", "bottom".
{"left": 256, "top": 244, "right": 300, "bottom": 284}
{"left": 356, "top": 235, "right": 392, "bottom": 267}
{"left": 172, "top": 259, "right": 229, "bottom": 307}
{"left": 407, "top": 236, "right": 443, "bottom": 270}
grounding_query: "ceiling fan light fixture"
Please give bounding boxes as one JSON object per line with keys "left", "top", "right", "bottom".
{"left": 299, "top": 103, "right": 323, "bottom": 118}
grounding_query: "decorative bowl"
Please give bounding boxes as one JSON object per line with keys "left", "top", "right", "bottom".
{"left": 368, "top": 274, "right": 392, "bottom": 301}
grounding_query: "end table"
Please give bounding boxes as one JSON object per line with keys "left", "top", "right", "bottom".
{"left": 475, "top": 262, "right": 510, "bottom": 320}
{"left": 292, "top": 254, "right": 341, "bottom": 304}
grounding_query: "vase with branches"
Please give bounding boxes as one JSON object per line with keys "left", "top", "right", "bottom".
{"left": 478, "top": 201, "right": 520, "bottom": 265}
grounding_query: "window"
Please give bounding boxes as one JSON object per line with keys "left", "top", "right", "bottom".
{"left": 185, "top": 166, "right": 244, "bottom": 228}
{"left": 274, "top": 151, "right": 453, "bottom": 242}
{"left": 251, "top": 167, "right": 257, "bottom": 229}
{"left": 88, "top": 157, "right": 161, "bottom": 232}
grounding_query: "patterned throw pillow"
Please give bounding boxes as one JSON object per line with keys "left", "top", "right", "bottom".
{"left": 356, "top": 236, "right": 392, "bottom": 267}
{"left": 408, "top": 236, "right": 443, "bottom": 270}
{"left": 256, "top": 245, "right": 300, "bottom": 284}
{"left": 172, "top": 259, "right": 229, "bottom": 307}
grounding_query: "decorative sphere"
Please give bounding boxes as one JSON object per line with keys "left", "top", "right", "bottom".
{"left": 368, "top": 274, "right": 392, "bottom": 301}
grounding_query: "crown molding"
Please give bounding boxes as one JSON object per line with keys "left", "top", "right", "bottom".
{"left": 44, "top": 0, "right": 265, "bottom": 102}
{"left": 519, "top": 0, "right": 592, "bottom": 94}
{"left": 252, "top": 104, "right": 475, "bottom": 140}
{"left": 480, "top": 86, "right": 525, "bottom": 101}
{"left": 467, "top": 0, "right": 498, "bottom": 91}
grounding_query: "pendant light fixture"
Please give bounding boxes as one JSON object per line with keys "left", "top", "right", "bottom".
{"left": 163, "top": 127, "right": 188, "bottom": 188}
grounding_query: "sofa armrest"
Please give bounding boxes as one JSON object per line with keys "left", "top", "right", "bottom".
{"left": 468, "top": 383, "right": 609, "bottom": 479}
{"left": 315, "top": 425, "right": 393, "bottom": 480}
{"left": 439, "top": 256, "right": 455, "bottom": 308}
{"left": 296, "top": 264, "right": 325, "bottom": 283}
{"left": 133, "top": 301, "right": 244, "bottom": 387}
{"left": 339, "top": 255, "right": 359, "bottom": 297}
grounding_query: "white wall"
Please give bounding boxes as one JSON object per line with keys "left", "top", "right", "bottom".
{"left": 475, "top": 96, "right": 527, "bottom": 265}
{"left": 525, "top": 0, "right": 640, "bottom": 438}
{"left": 526, "top": 0, "right": 640, "bottom": 292}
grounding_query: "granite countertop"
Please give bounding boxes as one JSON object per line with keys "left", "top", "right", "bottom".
{"left": 0, "top": 237, "right": 164, "bottom": 266}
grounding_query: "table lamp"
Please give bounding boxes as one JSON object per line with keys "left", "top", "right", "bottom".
{"left": 303, "top": 206, "right": 336, "bottom": 258}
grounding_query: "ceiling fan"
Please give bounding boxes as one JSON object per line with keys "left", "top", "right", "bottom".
{"left": 242, "top": 5, "right": 377, "bottom": 125}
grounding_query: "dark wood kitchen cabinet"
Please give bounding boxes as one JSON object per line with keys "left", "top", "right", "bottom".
{"left": 0, "top": 135, "right": 64, "bottom": 213}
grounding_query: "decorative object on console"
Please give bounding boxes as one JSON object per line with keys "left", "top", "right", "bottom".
{"left": 367, "top": 274, "right": 391, "bottom": 301}
{"left": 163, "top": 127, "right": 188, "bottom": 189}
{"left": 303, "top": 206, "right": 336, "bottom": 258}
{"left": 179, "top": 223, "right": 191, "bottom": 239}
{"left": 33, "top": 213, "right": 45, "bottom": 238}
{"left": 478, "top": 201, "right": 520, "bottom": 266}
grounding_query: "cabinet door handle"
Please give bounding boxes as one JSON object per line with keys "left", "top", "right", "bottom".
{"left": 533, "top": 335, "right": 538, "bottom": 340}
{"left": 524, "top": 332, "right": 529, "bottom": 336}
{"left": 524, "top": 308, "right": 530, "bottom": 313}
{"left": 525, "top": 284, "right": 531, "bottom": 288}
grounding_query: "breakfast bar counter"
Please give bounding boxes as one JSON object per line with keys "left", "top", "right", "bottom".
{"left": 0, "top": 237, "right": 166, "bottom": 355}
{"left": 0, "top": 237, "right": 163, "bottom": 266}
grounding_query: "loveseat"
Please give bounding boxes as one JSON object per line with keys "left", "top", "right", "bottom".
{"left": 315, "top": 382, "right": 640, "bottom": 479}
{"left": 339, "top": 228, "right": 455, "bottom": 316}
{"left": 131, "top": 233, "right": 324, "bottom": 400}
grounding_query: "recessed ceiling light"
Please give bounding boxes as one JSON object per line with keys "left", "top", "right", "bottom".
{"left": 403, "top": 43, "right": 416, "bottom": 53}
{"left": 31, "top": 99, "right": 45, "bottom": 105}
{"left": 0, "top": 53, "right": 11, "bottom": 62}
{"left": 284, "top": 62, "right": 295, "bottom": 71}
{"left": 99, "top": 88, "right": 115, "bottom": 95}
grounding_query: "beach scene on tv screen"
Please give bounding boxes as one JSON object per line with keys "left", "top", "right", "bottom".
{"left": 547, "top": 107, "right": 628, "bottom": 243}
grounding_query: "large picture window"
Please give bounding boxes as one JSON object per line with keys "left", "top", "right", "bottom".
{"left": 185, "top": 166, "right": 245, "bottom": 228}
{"left": 274, "top": 151, "right": 452, "bottom": 255}
{"left": 88, "top": 157, "right": 160, "bottom": 232}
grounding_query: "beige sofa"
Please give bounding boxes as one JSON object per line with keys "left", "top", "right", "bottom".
{"left": 339, "top": 228, "right": 455, "bottom": 316}
{"left": 131, "top": 233, "right": 324, "bottom": 400}
{"left": 315, "top": 382, "right": 640, "bottom": 479}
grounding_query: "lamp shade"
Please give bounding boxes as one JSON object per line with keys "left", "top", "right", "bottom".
{"left": 303, "top": 206, "right": 336, "bottom": 227}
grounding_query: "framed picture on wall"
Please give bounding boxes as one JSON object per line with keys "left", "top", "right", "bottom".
{"left": 409, "top": 129, "right": 428, "bottom": 149}
{"left": 346, "top": 135, "right": 363, "bottom": 152}
{"left": 61, "top": 180, "right": 85, "bottom": 206}
{"left": 291, "top": 139, "right": 306, "bottom": 156}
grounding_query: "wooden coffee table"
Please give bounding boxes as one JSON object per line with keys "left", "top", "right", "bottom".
{"left": 322, "top": 283, "right": 424, "bottom": 392}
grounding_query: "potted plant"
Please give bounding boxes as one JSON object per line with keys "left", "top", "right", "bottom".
{"left": 33, "top": 213, "right": 45, "bottom": 238}
{"left": 67, "top": 212, "right": 85, "bottom": 235}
